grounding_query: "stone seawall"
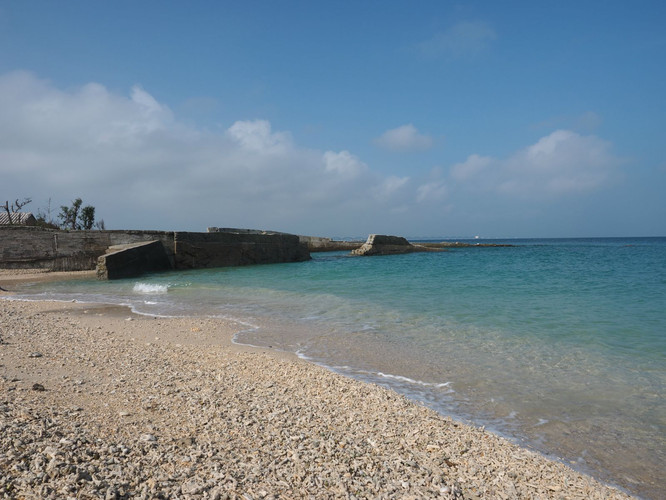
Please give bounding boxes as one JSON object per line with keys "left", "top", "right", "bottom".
{"left": 0, "top": 227, "right": 310, "bottom": 276}
{"left": 299, "top": 235, "right": 363, "bottom": 252}
{"left": 174, "top": 231, "right": 309, "bottom": 269}
{"left": 0, "top": 227, "right": 175, "bottom": 271}
{"left": 208, "top": 229, "right": 363, "bottom": 252}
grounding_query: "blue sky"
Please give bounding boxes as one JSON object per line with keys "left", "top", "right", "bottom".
{"left": 1, "top": 1, "right": 664, "bottom": 238}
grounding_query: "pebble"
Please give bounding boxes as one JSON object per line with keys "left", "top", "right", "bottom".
{"left": 0, "top": 297, "right": 636, "bottom": 500}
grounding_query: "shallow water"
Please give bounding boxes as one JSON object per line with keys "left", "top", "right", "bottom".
{"left": 11, "top": 237, "right": 666, "bottom": 498}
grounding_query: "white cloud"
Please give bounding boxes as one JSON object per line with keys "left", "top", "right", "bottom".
{"left": 372, "top": 175, "right": 410, "bottom": 201}
{"left": 130, "top": 85, "right": 165, "bottom": 114}
{"left": 418, "top": 21, "right": 496, "bottom": 59}
{"left": 0, "top": 71, "right": 411, "bottom": 235}
{"left": 0, "top": 71, "right": 627, "bottom": 238}
{"left": 323, "top": 150, "right": 367, "bottom": 179}
{"left": 450, "top": 154, "right": 493, "bottom": 181}
{"left": 374, "top": 124, "right": 433, "bottom": 151}
{"left": 450, "top": 130, "right": 621, "bottom": 198}
{"left": 226, "top": 119, "right": 292, "bottom": 153}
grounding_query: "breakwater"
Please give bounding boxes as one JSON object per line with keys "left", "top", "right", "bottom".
{"left": 0, "top": 226, "right": 310, "bottom": 276}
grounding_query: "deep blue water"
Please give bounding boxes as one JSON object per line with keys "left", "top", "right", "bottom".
{"left": 10, "top": 237, "right": 666, "bottom": 498}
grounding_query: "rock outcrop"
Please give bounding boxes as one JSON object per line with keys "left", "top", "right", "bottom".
{"left": 351, "top": 234, "right": 443, "bottom": 256}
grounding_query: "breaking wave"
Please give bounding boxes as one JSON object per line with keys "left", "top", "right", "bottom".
{"left": 133, "top": 283, "right": 169, "bottom": 294}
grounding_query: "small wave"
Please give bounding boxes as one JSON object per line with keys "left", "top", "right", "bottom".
{"left": 375, "top": 371, "right": 453, "bottom": 390}
{"left": 133, "top": 283, "right": 169, "bottom": 294}
{"left": 127, "top": 306, "right": 181, "bottom": 318}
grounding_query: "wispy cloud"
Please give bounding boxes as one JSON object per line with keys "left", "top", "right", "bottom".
{"left": 374, "top": 124, "right": 433, "bottom": 152}
{"left": 416, "top": 180, "right": 448, "bottom": 203}
{"left": 532, "top": 111, "right": 603, "bottom": 134}
{"left": 451, "top": 154, "right": 493, "bottom": 181}
{"left": 417, "top": 21, "right": 497, "bottom": 60}
{"left": 372, "top": 175, "right": 410, "bottom": 201}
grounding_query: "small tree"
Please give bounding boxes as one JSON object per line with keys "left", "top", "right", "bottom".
{"left": 58, "top": 198, "right": 101, "bottom": 230}
{"left": 80, "top": 205, "right": 95, "bottom": 230}
{"left": 59, "top": 198, "right": 83, "bottom": 230}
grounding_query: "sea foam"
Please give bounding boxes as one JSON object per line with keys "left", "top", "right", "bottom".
{"left": 375, "top": 371, "right": 453, "bottom": 390}
{"left": 133, "top": 283, "right": 169, "bottom": 294}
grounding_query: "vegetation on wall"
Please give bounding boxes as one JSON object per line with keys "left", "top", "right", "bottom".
{"left": 2, "top": 197, "right": 104, "bottom": 230}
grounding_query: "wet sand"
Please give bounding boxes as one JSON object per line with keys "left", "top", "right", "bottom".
{"left": 0, "top": 270, "right": 635, "bottom": 498}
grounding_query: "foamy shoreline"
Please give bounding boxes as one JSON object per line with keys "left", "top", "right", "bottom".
{"left": 0, "top": 271, "right": 635, "bottom": 498}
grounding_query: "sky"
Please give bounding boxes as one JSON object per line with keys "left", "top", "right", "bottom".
{"left": 1, "top": 1, "right": 665, "bottom": 238}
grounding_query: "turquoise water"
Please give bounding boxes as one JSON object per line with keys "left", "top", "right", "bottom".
{"left": 11, "top": 237, "right": 666, "bottom": 498}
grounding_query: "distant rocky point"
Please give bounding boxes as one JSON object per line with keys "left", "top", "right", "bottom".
{"left": 351, "top": 234, "right": 444, "bottom": 256}
{"left": 351, "top": 234, "right": 514, "bottom": 256}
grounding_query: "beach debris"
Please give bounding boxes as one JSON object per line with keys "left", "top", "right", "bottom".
{"left": 28, "top": 352, "right": 43, "bottom": 358}
{"left": 175, "top": 436, "right": 196, "bottom": 447}
{"left": 181, "top": 480, "right": 205, "bottom": 495}
{"left": 31, "top": 383, "right": 46, "bottom": 391}
{"left": 42, "top": 446, "right": 60, "bottom": 459}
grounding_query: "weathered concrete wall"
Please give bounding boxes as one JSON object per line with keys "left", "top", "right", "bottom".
{"left": 0, "top": 226, "right": 310, "bottom": 275}
{"left": 0, "top": 227, "right": 175, "bottom": 270}
{"left": 300, "top": 235, "right": 363, "bottom": 252}
{"left": 96, "top": 241, "right": 172, "bottom": 280}
{"left": 209, "top": 228, "right": 362, "bottom": 252}
{"left": 174, "top": 231, "right": 309, "bottom": 269}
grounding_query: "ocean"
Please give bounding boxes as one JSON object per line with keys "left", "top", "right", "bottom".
{"left": 10, "top": 237, "right": 665, "bottom": 498}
